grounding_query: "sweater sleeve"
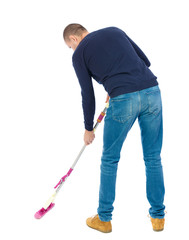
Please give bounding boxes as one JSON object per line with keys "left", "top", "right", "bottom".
{"left": 73, "top": 58, "right": 95, "bottom": 131}
{"left": 126, "top": 35, "right": 151, "bottom": 67}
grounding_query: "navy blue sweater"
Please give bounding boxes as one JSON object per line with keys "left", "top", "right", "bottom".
{"left": 72, "top": 27, "right": 158, "bottom": 131}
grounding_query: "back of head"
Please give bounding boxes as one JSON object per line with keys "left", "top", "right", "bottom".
{"left": 63, "top": 23, "right": 88, "bottom": 41}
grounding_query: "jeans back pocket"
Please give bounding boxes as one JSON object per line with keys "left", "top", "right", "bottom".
{"left": 145, "top": 89, "right": 162, "bottom": 116}
{"left": 111, "top": 97, "right": 133, "bottom": 123}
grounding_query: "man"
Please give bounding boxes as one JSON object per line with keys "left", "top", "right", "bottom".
{"left": 63, "top": 24, "right": 166, "bottom": 232}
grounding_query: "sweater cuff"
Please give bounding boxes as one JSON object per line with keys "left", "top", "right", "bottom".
{"left": 84, "top": 122, "right": 94, "bottom": 131}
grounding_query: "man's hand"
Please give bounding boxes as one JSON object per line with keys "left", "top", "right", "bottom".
{"left": 84, "top": 130, "right": 95, "bottom": 145}
{"left": 105, "top": 94, "right": 110, "bottom": 103}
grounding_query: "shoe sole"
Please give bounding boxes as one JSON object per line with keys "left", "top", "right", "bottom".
{"left": 153, "top": 228, "right": 164, "bottom": 232}
{"left": 86, "top": 224, "right": 112, "bottom": 233}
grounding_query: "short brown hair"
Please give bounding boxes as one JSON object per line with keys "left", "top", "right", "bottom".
{"left": 63, "top": 24, "right": 87, "bottom": 41}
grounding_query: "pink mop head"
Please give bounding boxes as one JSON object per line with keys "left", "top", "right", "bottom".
{"left": 34, "top": 168, "right": 73, "bottom": 219}
{"left": 34, "top": 203, "right": 55, "bottom": 219}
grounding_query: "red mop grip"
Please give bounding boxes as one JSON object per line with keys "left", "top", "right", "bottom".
{"left": 97, "top": 112, "right": 105, "bottom": 123}
{"left": 54, "top": 168, "right": 73, "bottom": 189}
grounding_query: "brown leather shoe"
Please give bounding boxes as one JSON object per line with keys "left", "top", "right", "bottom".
{"left": 150, "top": 217, "right": 165, "bottom": 231}
{"left": 86, "top": 214, "right": 112, "bottom": 233}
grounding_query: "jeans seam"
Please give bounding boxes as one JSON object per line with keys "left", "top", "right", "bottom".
{"left": 138, "top": 92, "right": 141, "bottom": 114}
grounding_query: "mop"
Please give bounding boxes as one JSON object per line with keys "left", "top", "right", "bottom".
{"left": 34, "top": 102, "right": 109, "bottom": 219}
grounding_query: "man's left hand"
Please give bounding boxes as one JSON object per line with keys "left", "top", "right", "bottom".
{"left": 84, "top": 130, "right": 95, "bottom": 145}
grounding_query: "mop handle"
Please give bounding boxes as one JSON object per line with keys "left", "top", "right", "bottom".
{"left": 54, "top": 102, "right": 109, "bottom": 189}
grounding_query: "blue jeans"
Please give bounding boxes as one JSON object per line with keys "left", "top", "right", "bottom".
{"left": 97, "top": 85, "right": 165, "bottom": 221}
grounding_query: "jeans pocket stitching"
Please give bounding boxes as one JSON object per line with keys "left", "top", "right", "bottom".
{"left": 111, "top": 98, "right": 132, "bottom": 123}
{"left": 145, "top": 90, "right": 161, "bottom": 116}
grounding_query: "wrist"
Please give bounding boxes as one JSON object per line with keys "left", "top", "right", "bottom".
{"left": 85, "top": 129, "right": 93, "bottom": 132}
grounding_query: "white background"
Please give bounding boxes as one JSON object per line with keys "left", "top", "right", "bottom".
{"left": 0, "top": 0, "right": 189, "bottom": 239}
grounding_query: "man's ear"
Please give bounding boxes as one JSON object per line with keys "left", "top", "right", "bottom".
{"left": 69, "top": 35, "right": 77, "bottom": 42}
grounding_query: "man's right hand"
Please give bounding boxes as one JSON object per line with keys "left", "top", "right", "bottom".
{"left": 105, "top": 94, "right": 110, "bottom": 103}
